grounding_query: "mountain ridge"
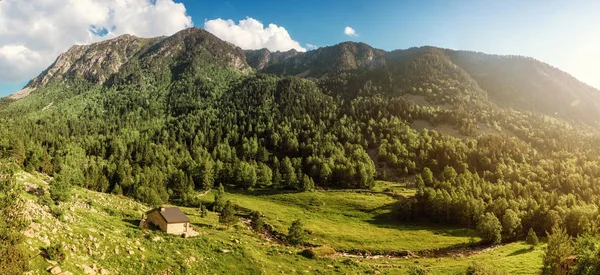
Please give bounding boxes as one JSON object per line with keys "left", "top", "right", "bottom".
{"left": 5, "top": 27, "right": 600, "bottom": 127}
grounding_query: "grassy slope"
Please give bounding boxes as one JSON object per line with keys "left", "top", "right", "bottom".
{"left": 366, "top": 242, "right": 545, "bottom": 274}
{"left": 220, "top": 190, "right": 474, "bottom": 253}
{"left": 14, "top": 170, "right": 543, "bottom": 274}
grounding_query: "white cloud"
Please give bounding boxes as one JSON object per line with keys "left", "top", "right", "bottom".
{"left": 204, "top": 17, "right": 306, "bottom": 52}
{"left": 344, "top": 26, "right": 358, "bottom": 37}
{"left": 0, "top": 0, "right": 192, "bottom": 85}
{"left": 306, "top": 43, "right": 318, "bottom": 50}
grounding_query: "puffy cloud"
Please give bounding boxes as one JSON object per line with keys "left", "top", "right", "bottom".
{"left": 0, "top": 0, "right": 192, "bottom": 85}
{"left": 344, "top": 26, "right": 358, "bottom": 37}
{"left": 204, "top": 17, "right": 306, "bottom": 52}
{"left": 306, "top": 43, "right": 318, "bottom": 50}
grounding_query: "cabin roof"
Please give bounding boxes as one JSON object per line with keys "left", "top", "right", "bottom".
{"left": 147, "top": 207, "right": 190, "bottom": 223}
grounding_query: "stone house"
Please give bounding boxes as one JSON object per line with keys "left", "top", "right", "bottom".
{"left": 142, "top": 207, "right": 192, "bottom": 235}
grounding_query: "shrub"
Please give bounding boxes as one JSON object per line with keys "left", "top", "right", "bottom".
{"left": 407, "top": 265, "right": 430, "bottom": 275}
{"left": 301, "top": 246, "right": 336, "bottom": 259}
{"left": 477, "top": 213, "right": 502, "bottom": 245}
{"left": 466, "top": 262, "right": 506, "bottom": 275}
{"left": 219, "top": 201, "right": 237, "bottom": 229}
{"left": 542, "top": 226, "right": 574, "bottom": 275}
{"left": 50, "top": 206, "right": 65, "bottom": 221}
{"left": 44, "top": 243, "right": 66, "bottom": 262}
{"left": 251, "top": 211, "right": 264, "bottom": 232}
{"left": 200, "top": 204, "right": 208, "bottom": 218}
{"left": 525, "top": 228, "right": 539, "bottom": 247}
{"left": 287, "top": 219, "right": 307, "bottom": 245}
{"left": 49, "top": 178, "right": 71, "bottom": 203}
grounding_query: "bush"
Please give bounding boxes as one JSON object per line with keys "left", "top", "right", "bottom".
{"left": 219, "top": 201, "right": 237, "bottom": 229}
{"left": 251, "top": 211, "right": 264, "bottom": 232}
{"left": 44, "top": 243, "right": 66, "bottom": 262}
{"left": 300, "top": 246, "right": 336, "bottom": 259}
{"left": 49, "top": 178, "right": 71, "bottom": 203}
{"left": 542, "top": 226, "right": 574, "bottom": 275}
{"left": 50, "top": 206, "right": 65, "bottom": 221}
{"left": 466, "top": 262, "right": 506, "bottom": 275}
{"left": 287, "top": 219, "right": 307, "bottom": 245}
{"left": 407, "top": 265, "right": 430, "bottom": 275}
{"left": 200, "top": 204, "right": 208, "bottom": 218}
{"left": 525, "top": 228, "right": 539, "bottom": 247}
{"left": 477, "top": 213, "right": 502, "bottom": 245}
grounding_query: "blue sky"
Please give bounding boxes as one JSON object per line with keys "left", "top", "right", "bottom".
{"left": 1, "top": 0, "right": 599, "bottom": 96}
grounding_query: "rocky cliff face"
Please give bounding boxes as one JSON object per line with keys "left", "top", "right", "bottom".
{"left": 245, "top": 48, "right": 300, "bottom": 71}
{"left": 25, "top": 28, "right": 252, "bottom": 89}
{"left": 27, "top": 35, "right": 153, "bottom": 88}
{"left": 259, "top": 42, "right": 387, "bottom": 78}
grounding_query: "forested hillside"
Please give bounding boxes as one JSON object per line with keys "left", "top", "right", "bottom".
{"left": 3, "top": 27, "right": 600, "bottom": 243}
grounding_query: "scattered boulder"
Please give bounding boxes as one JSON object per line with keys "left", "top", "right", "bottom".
{"left": 50, "top": 266, "right": 62, "bottom": 274}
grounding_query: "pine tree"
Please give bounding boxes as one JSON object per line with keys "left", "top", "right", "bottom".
{"left": 200, "top": 204, "right": 208, "bottom": 218}
{"left": 476, "top": 212, "right": 502, "bottom": 245}
{"left": 287, "top": 219, "right": 307, "bottom": 245}
{"left": 213, "top": 183, "right": 226, "bottom": 211}
{"left": 525, "top": 228, "right": 539, "bottom": 247}
{"left": 541, "top": 225, "right": 573, "bottom": 275}
{"left": 219, "top": 201, "right": 237, "bottom": 229}
{"left": 251, "top": 211, "right": 264, "bottom": 232}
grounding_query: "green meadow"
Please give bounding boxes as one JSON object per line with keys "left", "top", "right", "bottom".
{"left": 15, "top": 170, "right": 543, "bottom": 274}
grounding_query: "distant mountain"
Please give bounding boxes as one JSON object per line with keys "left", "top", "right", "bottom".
{"left": 255, "top": 42, "right": 386, "bottom": 78}
{"left": 446, "top": 50, "right": 600, "bottom": 124}
{"left": 252, "top": 44, "right": 600, "bottom": 126}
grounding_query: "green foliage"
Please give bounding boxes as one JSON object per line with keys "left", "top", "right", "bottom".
{"left": 407, "top": 265, "right": 430, "bottom": 275}
{"left": 525, "top": 228, "right": 538, "bottom": 247}
{"left": 219, "top": 201, "right": 237, "bottom": 229}
{"left": 465, "top": 262, "right": 506, "bottom": 275}
{"left": 200, "top": 204, "right": 208, "bottom": 218}
{"left": 0, "top": 165, "right": 28, "bottom": 274}
{"left": 251, "top": 211, "right": 264, "bottom": 232}
{"left": 287, "top": 219, "right": 307, "bottom": 246}
{"left": 477, "top": 213, "right": 502, "bottom": 245}
{"left": 213, "top": 184, "right": 226, "bottom": 212}
{"left": 300, "top": 246, "right": 336, "bottom": 259}
{"left": 572, "top": 235, "right": 600, "bottom": 275}
{"left": 501, "top": 209, "right": 521, "bottom": 241}
{"left": 49, "top": 178, "right": 71, "bottom": 203}
{"left": 542, "top": 226, "right": 574, "bottom": 275}
{"left": 43, "top": 243, "right": 66, "bottom": 262}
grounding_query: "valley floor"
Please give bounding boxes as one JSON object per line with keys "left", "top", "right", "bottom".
{"left": 15, "top": 171, "right": 543, "bottom": 274}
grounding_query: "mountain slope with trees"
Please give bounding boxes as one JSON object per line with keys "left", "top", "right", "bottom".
{"left": 2, "top": 27, "right": 600, "bottom": 248}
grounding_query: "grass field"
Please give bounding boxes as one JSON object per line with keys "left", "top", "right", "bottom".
{"left": 364, "top": 242, "right": 545, "bottom": 274}
{"left": 14, "top": 170, "right": 543, "bottom": 274}
{"left": 217, "top": 190, "right": 476, "bottom": 253}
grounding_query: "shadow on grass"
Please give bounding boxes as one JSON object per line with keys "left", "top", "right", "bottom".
{"left": 367, "top": 201, "right": 475, "bottom": 238}
{"left": 122, "top": 219, "right": 139, "bottom": 228}
{"left": 226, "top": 188, "right": 301, "bottom": 197}
{"left": 508, "top": 247, "right": 531, "bottom": 256}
